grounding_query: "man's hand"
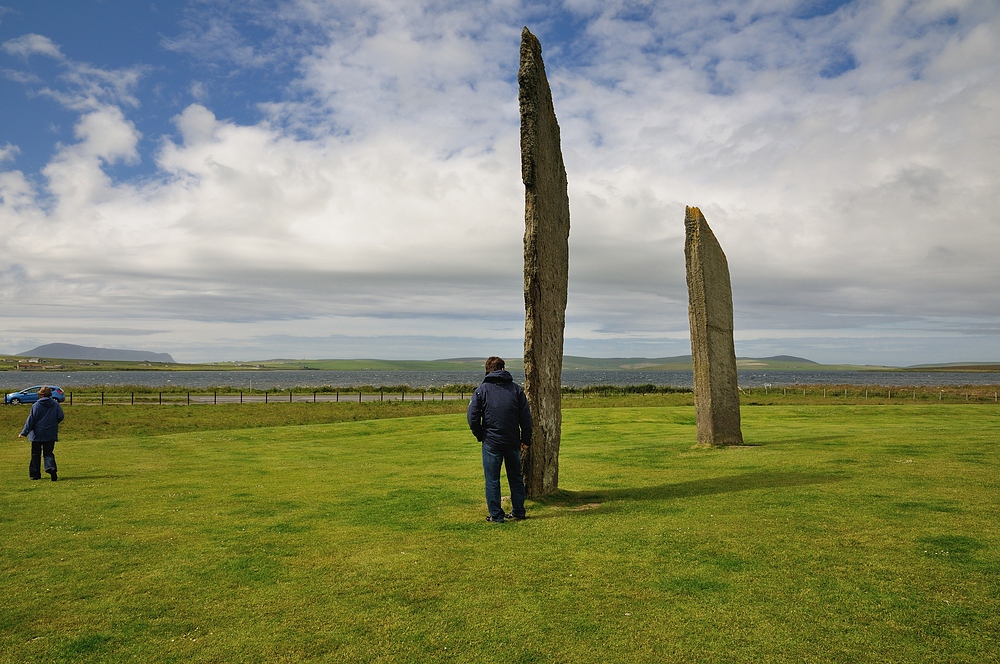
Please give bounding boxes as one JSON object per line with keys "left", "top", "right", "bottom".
{"left": 18, "top": 434, "right": 26, "bottom": 438}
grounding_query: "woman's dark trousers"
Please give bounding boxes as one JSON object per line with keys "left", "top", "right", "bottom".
{"left": 29, "top": 440, "right": 57, "bottom": 479}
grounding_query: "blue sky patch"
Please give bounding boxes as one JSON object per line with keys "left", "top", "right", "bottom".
{"left": 820, "top": 47, "right": 858, "bottom": 78}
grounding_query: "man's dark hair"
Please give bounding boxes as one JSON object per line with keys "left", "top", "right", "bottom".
{"left": 485, "top": 356, "right": 505, "bottom": 373}
{"left": 38, "top": 386, "right": 52, "bottom": 398}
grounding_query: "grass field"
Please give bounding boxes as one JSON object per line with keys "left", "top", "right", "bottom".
{"left": 2, "top": 401, "right": 999, "bottom": 662}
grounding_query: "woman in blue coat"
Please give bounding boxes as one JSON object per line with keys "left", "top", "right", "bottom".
{"left": 18, "top": 386, "right": 65, "bottom": 481}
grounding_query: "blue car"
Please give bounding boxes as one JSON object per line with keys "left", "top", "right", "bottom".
{"left": 4, "top": 385, "right": 66, "bottom": 405}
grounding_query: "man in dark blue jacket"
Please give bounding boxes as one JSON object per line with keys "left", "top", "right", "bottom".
{"left": 467, "top": 356, "right": 532, "bottom": 522}
{"left": 18, "top": 386, "right": 65, "bottom": 481}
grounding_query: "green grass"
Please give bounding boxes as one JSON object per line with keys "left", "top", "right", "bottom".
{"left": 2, "top": 403, "right": 999, "bottom": 662}
{"left": 0, "top": 401, "right": 469, "bottom": 441}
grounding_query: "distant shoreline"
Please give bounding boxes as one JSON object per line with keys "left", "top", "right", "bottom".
{"left": 4, "top": 355, "right": 999, "bottom": 373}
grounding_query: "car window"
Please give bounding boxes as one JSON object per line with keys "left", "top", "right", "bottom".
{"left": 25, "top": 387, "right": 39, "bottom": 394}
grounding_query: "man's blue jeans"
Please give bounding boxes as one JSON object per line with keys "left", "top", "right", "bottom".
{"left": 482, "top": 443, "right": 526, "bottom": 521}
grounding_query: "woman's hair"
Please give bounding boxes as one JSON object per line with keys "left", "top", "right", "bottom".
{"left": 485, "top": 356, "right": 505, "bottom": 373}
{"left": 38, "top": 386, "right": 53, "bottom": 398}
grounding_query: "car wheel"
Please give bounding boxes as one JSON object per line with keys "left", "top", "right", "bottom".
{"left": 9, "top": 398, "right": 20, "bottom": 405}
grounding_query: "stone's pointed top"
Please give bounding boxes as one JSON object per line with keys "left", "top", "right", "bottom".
{"left": 685, "top": 205, "right": 705, "bottom": 231}
{"left": 519, "top": 26, "right": 556, "bottom": 190}
{"left": 685, "top": 205, "right": 722, "bottom": 249}
{"left": 520, "top": 27, "right": 541, "bottom": 65}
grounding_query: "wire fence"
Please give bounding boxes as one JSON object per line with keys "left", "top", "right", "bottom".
{"left": 736, "top": 384, "right": 1000, "bottom": 404}
{"left": 5, "top": 382, "right": 998, "bottom": 406}
{"left": 53, "top": 387, "right": 479, "bottom": 406}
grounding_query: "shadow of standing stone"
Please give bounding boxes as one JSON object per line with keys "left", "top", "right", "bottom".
{"left": 519, "top": 27, "right": 570, "bottom": 497}
{"left": 684, "top": 206, "right": 744, "bottom": 446}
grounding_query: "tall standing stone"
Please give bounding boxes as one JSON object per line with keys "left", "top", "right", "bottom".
{"left": 684, "top": 206, "right": 744, "bottom": 446}
{"left": 519, "top": 27, "right": 570, "bottom": 497}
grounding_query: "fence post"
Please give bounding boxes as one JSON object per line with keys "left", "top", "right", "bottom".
{"left": 187, "top": 392, "right": 190, "bottom": 405}
{"left": 336, "top": 389, "right": 339, "bottom": 403}
{"left": 70, "top": 392, "right": 73, "bottom": 406}
{"left": 289, "top": 389, "right": 292, "bottom": 403}
{"left": 402, "top": 389, "right": 405, "bottom": 402}
{"left": 131, "top": 392, "right": 134, "bottom": 405}
{"left": 159, "top": 392, "right": 162, "bottom": 405}
{"left": 313, "top": 391, "right": 316, "bottom": 403}
{"left": 422, "top": 391, "right": 424, "bottom": 402}
{"left": 265, "top": 390, "right": 268, "bottom": 404}
{"left": 240, "top": 391, "right": 243, "bottom": 404}
{"left": 358, "top": 391, "right": 362, "bottom": 403}
{"left": 214, "top": 391, "right": 217, "bottom": 405}
{"left": 380, "top": 389, "right": 383, "bottom": 402}
{"left": 101, "top": 391, "right": 104, "bottom": 406}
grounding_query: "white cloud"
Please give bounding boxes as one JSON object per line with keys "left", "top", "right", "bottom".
{"left": 2, "top": 33, "right": 64, "bottom": 60}
{"left": 0, "top": 142, "right": 18, "bottom": 163}
{"left": 36, "top": 106, "right": 141, "bottom": 215}
{"left": 1, "top": 1, "right": 998, "bottom": 363}
{"left": 3, "top": 32, "right": 144, "bottom": 111}
{"left": 48, "top": 62, "right": 145, "bottom": 110}
{"left": 0, "top": 168, "right": 36, "bottom": 210}
{"left": 189, "top": 80, "right": 208, "bottom": 102}
{"left": 542, "top": 2, "right": 1000, "bottom": 322}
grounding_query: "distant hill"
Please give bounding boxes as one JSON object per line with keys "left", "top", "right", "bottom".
{"left": 757, "top": 355, "right": 819, "bottom": 364}
{"left": 19, "top": 343, "right": 175, "bottom": 363}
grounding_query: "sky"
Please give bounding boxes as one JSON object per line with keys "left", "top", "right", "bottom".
{"left": 1, "top": 0, "right": 998, "bottom": 365}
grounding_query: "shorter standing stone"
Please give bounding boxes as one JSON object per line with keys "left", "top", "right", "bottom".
{"left": 684, "top": 206, "right": 744, "bottom": 446}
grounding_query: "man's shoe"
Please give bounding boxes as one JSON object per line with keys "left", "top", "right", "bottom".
{"left": 505, "top": 513, "right": 526, "bottom": 521}
{"left": 30, "top": 476, "right": 41, "bottom": 480}
{"left": 485, "top": 515, "right": 505, "bottom": 523}
{"left": 49, "top": 471, "right": 57, "bottom": 482}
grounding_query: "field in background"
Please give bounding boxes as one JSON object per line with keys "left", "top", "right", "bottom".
{"left": 2, "top": 401, "right": 999, "bottom": 662}
{"left": 3, "top": 384, "right": 999, "bottom": 409}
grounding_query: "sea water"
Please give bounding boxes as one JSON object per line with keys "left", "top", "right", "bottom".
{"left": 4, "top": 369, "right": 1000, "bottom": 390}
